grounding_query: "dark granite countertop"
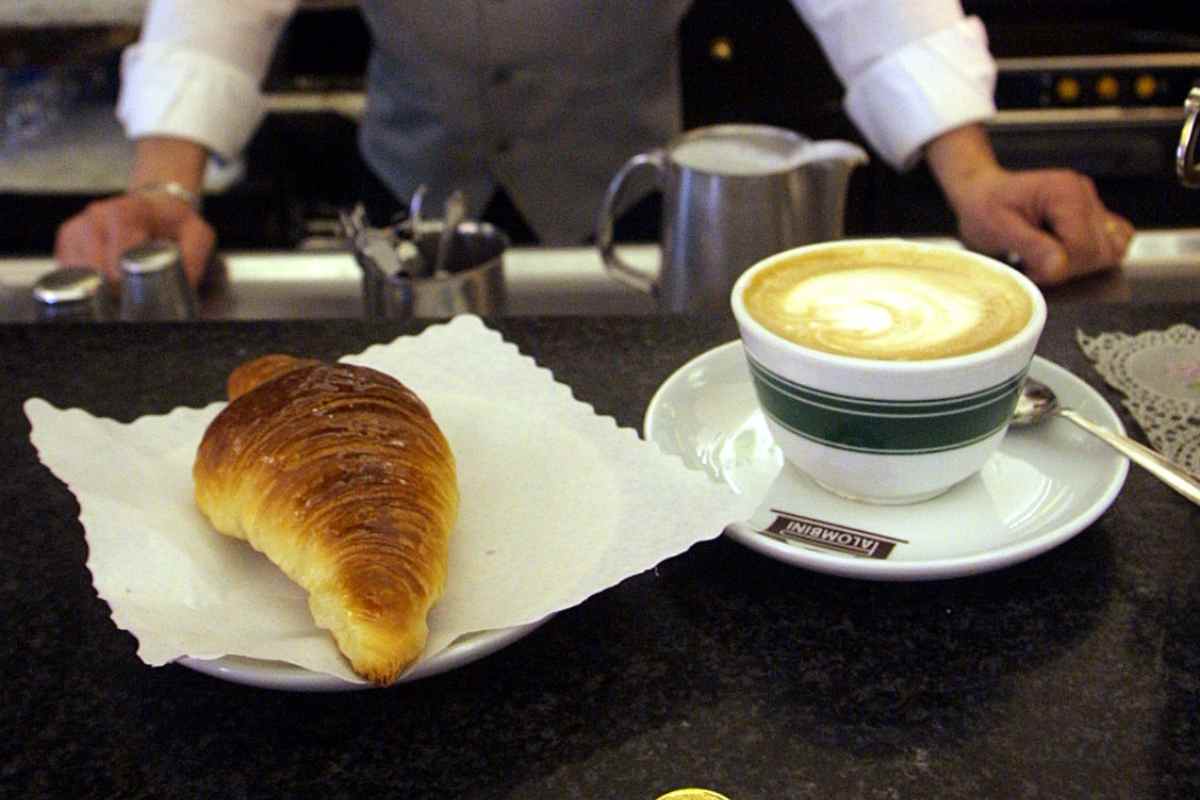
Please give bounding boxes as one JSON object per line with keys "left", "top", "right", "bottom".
{"left": 2, "top": 306, "right": 1199, "bottom": 800}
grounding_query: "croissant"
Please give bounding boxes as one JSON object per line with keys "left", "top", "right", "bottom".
{"left": 193, "top": 354, "right": 458, "bottom": 685}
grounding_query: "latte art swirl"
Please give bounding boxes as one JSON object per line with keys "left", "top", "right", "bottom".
{"left": 780, "top": 270, "right": 999, "bottom": 358}
{"left": 743, "top": 249, "right": 1034, "bottom": 360}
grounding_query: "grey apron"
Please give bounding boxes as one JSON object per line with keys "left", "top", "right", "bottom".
{"left": 357, "top": 0, "right": 689, "bottom": 244}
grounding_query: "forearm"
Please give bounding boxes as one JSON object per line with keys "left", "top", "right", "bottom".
{"left": 924, "top": 123, "right": 1003, "bottom": 209}
{"left": 129, "top": 136, "right": 210, "bottom": 195}
{"left": 921, "top": 122, "right": 1133, "bottom": 285}
{"left": 57, "top": 134, "right": 217, "bottom": 285}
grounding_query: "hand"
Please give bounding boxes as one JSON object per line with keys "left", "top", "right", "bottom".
{"left": 54, "top": 191, "right": 216, "bottom": 288}
{"left": 943, "top": 164, "right": 1133, "bottom": 286}
{"left": 926, "top": 125, "right": 1134, "bottom": 286}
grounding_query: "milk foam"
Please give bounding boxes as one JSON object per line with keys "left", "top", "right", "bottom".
{"left": 670, "top": 137, "right": 793, "bottom": 175}
{"left": 782, "top": 270, "right": 985, "bottom": 356}
{"left": 745, "top": 256, "right": 1033, "bottom": 360}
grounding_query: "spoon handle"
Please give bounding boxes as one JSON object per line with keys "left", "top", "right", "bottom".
{"left": 433, "top": 190, "right": 466, "bottom": 277}
{"left": 1060, "top": 409, "right": 1200, "bottom": 505}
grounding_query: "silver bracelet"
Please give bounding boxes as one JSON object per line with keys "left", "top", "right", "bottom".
{"left": 129, "top": 181, "right": 202, "bottom": 210}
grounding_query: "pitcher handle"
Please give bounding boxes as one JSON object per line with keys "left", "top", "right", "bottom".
{"left": 596, "top": 149, "right": 666, "bottom": 295}
{"left": 1178, "top": 84, "right": 1200, "bottom": 188}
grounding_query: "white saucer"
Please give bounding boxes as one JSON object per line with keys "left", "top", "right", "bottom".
{"left": 177, "top": 618, "right": 549, "bottom": 691}
{"left": 644, "top": 342, "right": 1129, "bottom": 581}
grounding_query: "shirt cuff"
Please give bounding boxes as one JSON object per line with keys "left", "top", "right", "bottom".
{"left": 116, "top": 41, "right": 267, "bottom": 161}
{"left": 843, "top": 17, "right": 997, "bottom": 171}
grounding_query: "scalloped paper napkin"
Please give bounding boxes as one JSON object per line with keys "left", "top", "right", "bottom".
{"left": 1078, "top": 323, "right": 1200, "bottom": 474}
{"left": 26, "top": 316, "right": 755, "bottom": 684}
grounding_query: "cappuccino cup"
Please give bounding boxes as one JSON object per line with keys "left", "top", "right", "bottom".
{"left": 731, "top": 239, "right": 1047, "bottom": 504}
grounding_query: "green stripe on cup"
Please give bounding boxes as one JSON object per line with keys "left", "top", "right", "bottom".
{"left": 745, "top": 354, "right": 1028, "bottom": 455}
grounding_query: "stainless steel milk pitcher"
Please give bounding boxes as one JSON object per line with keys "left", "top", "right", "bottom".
{"left": 1179, "top": 83, "right": 1199, "bottom": 188}
{"left": 596, "top": 124, "right": 868, "bottom": 313}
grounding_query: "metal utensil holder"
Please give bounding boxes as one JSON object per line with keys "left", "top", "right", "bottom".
{"left": 358, "top": 220, "right": 509, "bottom": 321}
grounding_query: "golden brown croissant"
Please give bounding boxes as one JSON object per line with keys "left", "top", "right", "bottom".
{"left": 193, "top": 354, "right": 458, "bottom": 685}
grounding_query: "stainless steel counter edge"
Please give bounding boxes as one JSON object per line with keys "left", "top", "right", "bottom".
{"left": 2, "top": 230, "right": 1199, "bottom": 322}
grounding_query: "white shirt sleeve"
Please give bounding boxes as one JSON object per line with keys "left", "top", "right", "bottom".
{"left": 790, "top": 0, "right": 998, "bottom": 169}
{"left": 116, "top": 0, "right": 299, "bottom": 160}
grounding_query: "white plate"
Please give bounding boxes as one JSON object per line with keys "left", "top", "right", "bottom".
{"left": 177, "top": 618, "right": 550, "bottom": 691}
{"left": 644, "top": 342, "right": 1129, "bottom": 581}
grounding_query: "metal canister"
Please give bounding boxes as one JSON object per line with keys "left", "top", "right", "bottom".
{"left": 360, "top": 220, "right": 508, "bottom": 321}
{"left": 32, "top": 266, "right": 106, "bottom": 322}
{"left": 118, "top": 241, "right": 197, "bottom": 321}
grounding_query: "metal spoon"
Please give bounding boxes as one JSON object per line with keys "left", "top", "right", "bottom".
{"left": 408, "top": 184, "right": 428, "bottom": 234}
{"left": 404, "top": 184, "right": 431, "bottom": 277}
{"left": 1012, "top": 377, "right": 1200, "bottom": 505}
{"left": 433, "top": 190, "right": 466, "bottom": 278}
{"left": 338, "top": 205, "right": 401, "bottom": 278}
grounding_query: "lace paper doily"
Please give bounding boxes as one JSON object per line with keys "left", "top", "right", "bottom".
{"left": 1077, "top": 323, "right": 1200, "bottom": 474}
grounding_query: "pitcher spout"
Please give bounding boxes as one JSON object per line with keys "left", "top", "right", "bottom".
{"left": 796, "top": 139, "right": 869, "bottom": 172}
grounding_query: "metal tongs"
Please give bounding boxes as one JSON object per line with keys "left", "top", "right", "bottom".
{"left": 339, "top": 185, "right": 467, "bottom": 281}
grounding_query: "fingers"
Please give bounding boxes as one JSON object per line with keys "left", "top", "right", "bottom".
{"left": 1043, "top": 173, "right": 1107, "bottom": 263}
{"left": 952, "top": 167, "right": 1134, "bottom": 287}
{"left": 54, "top": 213, "right": 111, "bottom": 279}
{"left": 1035, "top": 171, "right": 1132, "bottom": 280}
{"left": 54, "top": 196, "right": 152, "bottom": 283}
{"left": 990, "top": 209, "right": 1071, "bottom": 286}
{"left": 175, "top": 215, "right": 218, "bottom": 288}
{"left": 54, "top": 195, "right": 215, "bottom": 288}
{"left": 1104, "top": 212, "right": 1135, "bottom": 261}
{"left": 102, "top": 201, "right": 156, "bottom": 280}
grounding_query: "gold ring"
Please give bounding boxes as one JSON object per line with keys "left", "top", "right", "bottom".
{"left": 656, "top": 790, "right": 732, "bottom": 800}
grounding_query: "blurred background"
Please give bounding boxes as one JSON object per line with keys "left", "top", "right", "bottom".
{"left": 0, "top": 0, "right": 1197, "bottom": 254}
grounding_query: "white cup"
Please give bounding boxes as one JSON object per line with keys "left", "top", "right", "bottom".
{"left": 730, "top": 239, "right": 1047, "bottom": 504}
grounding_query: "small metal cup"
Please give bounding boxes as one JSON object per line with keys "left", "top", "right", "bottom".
{"left": 32, "top": 266, "right": 107, "bottom": 322}
{"left": 362, "top": 221, "right": 508, "bottom": 320}
{"left": 118, "top": 241, "right": 197, "bottom": 321}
